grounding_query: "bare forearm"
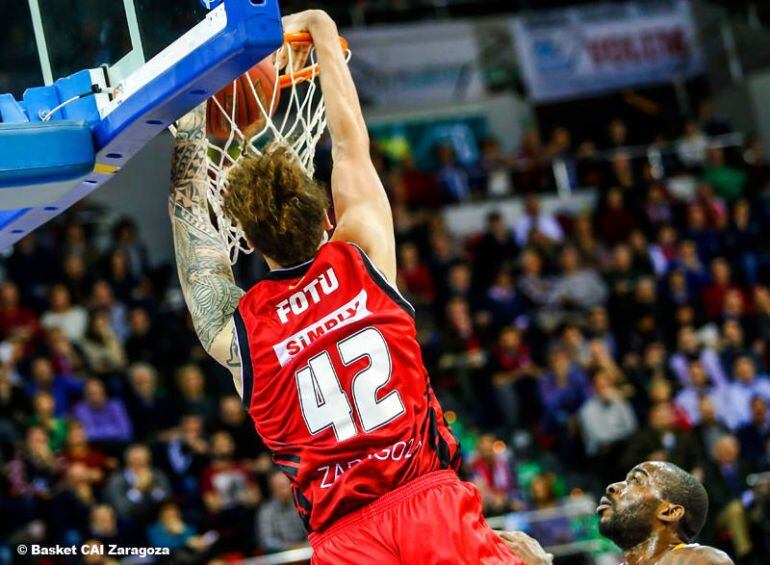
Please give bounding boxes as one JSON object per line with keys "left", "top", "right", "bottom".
{"left": 305, "top": 13, "right": 368, "bottom": 157}
{"left": 169, "top": 104, "right": 243, "bottom": 351}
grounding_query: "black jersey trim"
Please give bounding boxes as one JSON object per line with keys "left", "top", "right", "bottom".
{"left": 262, "top": 257, "right": 315, "bottom": 281}
{"left": 349, "top": 243, "right": 416, "bottom": 319}
{"left": 233, "top": 308, "right": 254, "bottom": 410}
{"left": 276, "top": 463, "right": 299, "bottom": 477}
{"left": 293, "top": 487, "right": 314, "bottom": 533}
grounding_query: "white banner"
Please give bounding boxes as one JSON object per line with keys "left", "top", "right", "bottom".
{"left": 344, "top": 21, "right": 485, "bottom": 108}
{"left": 512, "top": 0, "right": 704, "bottom": 103}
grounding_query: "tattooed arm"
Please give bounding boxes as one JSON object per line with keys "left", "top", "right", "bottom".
{"left": 169, "top": 103, "right": 245, "bottom": 397}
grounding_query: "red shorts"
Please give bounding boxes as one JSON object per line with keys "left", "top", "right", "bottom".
{"left": 308, "top": 470, "right": 524, "bottom": 564}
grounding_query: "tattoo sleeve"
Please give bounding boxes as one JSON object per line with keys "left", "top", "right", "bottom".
{"left": 169, "top": 104, "right": 244, "bottom": 354}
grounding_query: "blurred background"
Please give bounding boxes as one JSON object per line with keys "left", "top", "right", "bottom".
{"left": 1, "top": 0, "right": 770, "bottom": 563}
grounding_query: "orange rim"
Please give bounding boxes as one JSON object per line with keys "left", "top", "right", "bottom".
{"left": 278, "top": 33, "right": 349, "bottom": 90}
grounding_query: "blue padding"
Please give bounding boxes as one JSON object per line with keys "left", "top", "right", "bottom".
{"left": 56, "top": 70, "right": 100, "bottom": 122}
{"left": 0, "top": 121, "right": 94, "bottom": 188}
{"left": 0, "top": 209, "right": 31, "bottom": 231}
{"left": 0, "top": 94, "right": 28, "bottom": 123}
{"left": 23, "top": 85, "right": 62, "bottom": 122}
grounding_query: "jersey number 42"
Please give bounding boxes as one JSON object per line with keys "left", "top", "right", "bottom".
{"left": 295, "top": 327, "right": 406, "bottom": 442}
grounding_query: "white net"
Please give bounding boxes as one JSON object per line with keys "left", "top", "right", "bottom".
{"left": 174, "top": 36, "right": 350, "bottom": 263}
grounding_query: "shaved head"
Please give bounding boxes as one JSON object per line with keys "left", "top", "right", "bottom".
{"left": 597, "top": 462, "right": 709, "bottom": 549}
{"left": 653, "top": 462, "right": 708, "bottom": 541}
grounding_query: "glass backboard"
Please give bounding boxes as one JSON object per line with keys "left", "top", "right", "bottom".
{"left": 1, "top": 0, "right": 211, "bottom": 97}
{"left": 0, "top": 0, "right": 283, "bottom": 250}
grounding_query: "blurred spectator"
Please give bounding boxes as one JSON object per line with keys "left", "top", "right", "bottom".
{"left": 0, "top": 367, "right": 31, "bottom": 454}
{"left": 435, "top": 144, "right": 471, "bottom": 203}
{"left": 490, "top": 327, "right": 535, "bottom": 431}
{"left": 669, "top": 326, "right": 728, "bottom": 388}
{"left": 201, "top": 431, "right": 260, "bottom": 552}
{"left": 81, "top": 310, "right": 128, "bottom": 379}
{"left": 26, "top": 357, "right": 83, "bottom": 417}
{"left": 105, "top": 250, "right": 138, "bottom": 304}
{"left": 0, "top": 282, "right": 40, "bottom": 347}
{"left": 41, "top": 284, "right": 88, "bottom": 342}
{"left": 595, "top": 188, "right": 638, "bottom": 245}
{"left": 691, "top": 396, "right": 731, "bottom": 465}
{"left": 125, "top": 363, "right": 175, "bottom": 440}
{"left": 257, "top": 472, "right": 307, "bottom": 553}
{"left": 106, "top": 445, "right": 171, "bottom": 525}
{"left": 147, "top": 501, "right": 214, "bottom": 555}
{"left": 478, "top": 137, "right": 512, "bottom": 198}
{"left": 469, "top": 434, "right": 520, "bottom": 516}
{"left": 485, "top": 269, "right": 525, "bottom": 329}
{"left": 513, "top": 195, "right": 564, "bottom": 247}
{"left": 538, "top": 347, "right": 589, "bottom": 443}
{"left": 175, "top": 364, "right": 217, "bottom": 424}
{"left": 111, "top": 218, "right": 149, "bottom": 279}
{"left": 517, "top": 248, "right": 550, "bottom": 312}
{"left": 719, "top": 319, "right": 761, "bottom": 377}
{"left": 6, "top": 426, "right": 57, "bottom": 507}
{"left": 57, "top": 421, "right": 111, "bottom": 484}
{"left": 526, "top": 474, "right": 574, "bottom": 547}
{"left": 677, "top": 119, "right": 709, "bottom": 169}
{"left": 736, "top": 396, "right": 770, "bottom": 470}
{"left": 579, "top": 369, "right": 637, "bottom": 484}
{"left": 4, "top": 234, "right": 55, "bottom": 300}
{"left": 703, "top": 435, "right": 753, "bottom": 559}
{"left": 62, "top": 254, "right": 92, "bottom": 305}
{"left": 474, "top": 212, "right": 518, "bottom": 289}
{"left": 516, "top": 128, "right": 546, "bottom": 193}
{"left": 46, "top": 326, "right": 87, "bottom": 377}
{"left": 621, "top": 402, "right": 699, "bottom": 473}
{"left": 124, "top": 307, "right": 160, "bottom": 366}
{"left": 214, "top": 395, "right": 269, "bottom": 462}
{"left": 723, "top": 356, "right": 770, "bottom": 430}
{"left": 61, "top": 221, "right": 98, "bottom": 266}
{"left": 726, "top": 199, "right": 762, "bottom": 285}
{"left": 702, "top": 146, "right": 746, "bottom": 204}
{"left": 88, "top": 281, "right": 128, "bottom": 342}
{"left": 28, "top": 391, "right": 67, "bottom": 452}
{"left": 701, "top": 257, "right": 740, "bottom": 321}
{"left": 50, "top": 461, "right": 96, "bottom": 545}
{"left": 674, "top": 360, "right": 722, "bottom": 426}
{"left": 88, "top": 504, "right": 124, "bottom": 547}
{"left": 547, "top": 246, "right": 608, "bottom": 318}
{"left": 73, "top": 379, "right": 133, "bottom": 451}
{"left": 397, "top": 242, "right": 435, "bottom": 303}
{"left": 544, "top": 128, "right": 576, "bottom": 189}
{"left": 156, "top": 414, "right": 209, "bottom": 502}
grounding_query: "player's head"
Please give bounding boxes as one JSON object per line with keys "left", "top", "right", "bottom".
{"left": 597, "top": 462, "right": 708, "bottom": 549}
{"left": 223, "top": 144, "right": 331, "bottom": 268}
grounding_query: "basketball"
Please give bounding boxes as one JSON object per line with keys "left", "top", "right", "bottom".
{"left": 206, "top": 56, "right": 280, "bottom": 140}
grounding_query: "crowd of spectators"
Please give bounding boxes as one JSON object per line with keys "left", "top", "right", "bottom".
{"left": 377, "top": 104, "right": 770, "bottom": 562}
{"left": 1, "top": 103, "right": 769, "bottom": 564}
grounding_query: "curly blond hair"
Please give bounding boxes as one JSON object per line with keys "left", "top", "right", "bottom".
{"left": 223, "top": 145, "right": 329, "bottom": 266}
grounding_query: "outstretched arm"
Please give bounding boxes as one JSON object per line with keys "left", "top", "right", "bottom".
{"left": 169, "top": 103, "right": 244, "bottom": 396}
{"left": 283, "top": 11, "right": 396, "bottom": 282}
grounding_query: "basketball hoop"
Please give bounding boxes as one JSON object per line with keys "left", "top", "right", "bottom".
{"left": 172, "top": 33, "right": 350, "bottom": 263}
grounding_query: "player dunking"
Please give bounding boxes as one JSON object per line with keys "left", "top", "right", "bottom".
{"left": 169, "top": 9, "right": 525, "bottom": 565}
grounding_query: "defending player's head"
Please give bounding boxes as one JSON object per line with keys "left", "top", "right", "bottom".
{"left": 597, "top": 461, "right": 708, "bottom": 549}
{"left": 223, "top": 144, "right": 330, "bottom": 267}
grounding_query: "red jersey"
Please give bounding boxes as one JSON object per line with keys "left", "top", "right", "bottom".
{"left": 234, "top": 242, "right": 460, "bottom": 533}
